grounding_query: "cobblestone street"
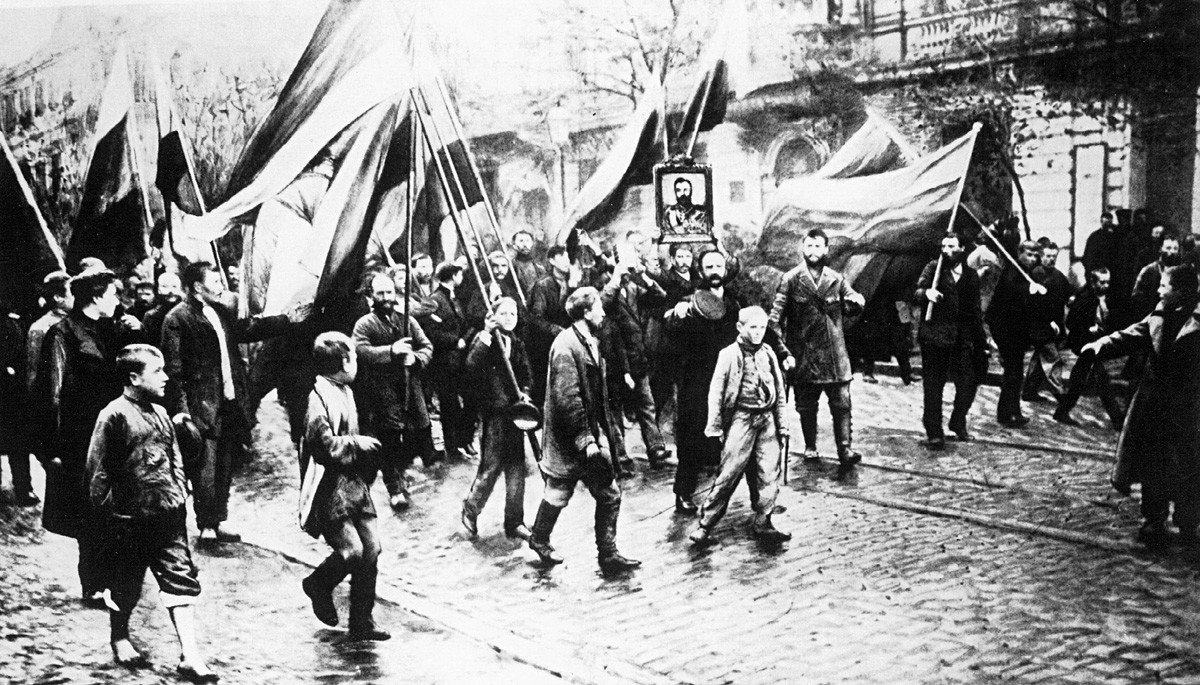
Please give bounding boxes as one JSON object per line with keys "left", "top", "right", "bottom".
{"left": 5, "top": 373, "right": 1200, "bottom": 684}
{"left": 225, "top": 374, "right": 1200, "bottom": 684}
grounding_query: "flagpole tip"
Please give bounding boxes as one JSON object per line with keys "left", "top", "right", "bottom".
{"left": 971, "top": 122, "right": 983, "bottom": 130}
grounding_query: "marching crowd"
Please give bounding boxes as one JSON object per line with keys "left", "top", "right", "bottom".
{"left": 0, "top": 208, "right": 1198, "bottom": 681}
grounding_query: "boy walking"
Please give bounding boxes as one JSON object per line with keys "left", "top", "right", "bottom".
{"left": 299, "top": 332, "right": 390, "bottom": 641}
{"left": 460, "top": 298, "right": 534, "bottom": 540}
{"left": 690, "top": 307, "right": 791, "bottom": 545}
{"left": 86, "top": 344, "right": 217, "bottom": 682}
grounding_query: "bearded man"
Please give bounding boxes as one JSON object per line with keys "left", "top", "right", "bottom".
{"left": 914, "top": 233, "right": 987, "bottom": 448}
{"left": 353, "top": 271, "right": 434, "bottom": 510}
{"left": 141, "top": 272, "right": 184, "bottom": 345}
{"left": 768, "top": 228, "right": 866, "bottom": 467}
{"left": 663, "top": 247, "right": 741, "bottom": 513}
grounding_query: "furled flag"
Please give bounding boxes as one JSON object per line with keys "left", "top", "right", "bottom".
{"left": 68, "top": 44, "right": 150, "bottom": 272}
{"left": 0, "top": 132, "right": 66, "bottom": 317}
{"left": 554, "top": 76, "right": 666, "bottom": 246}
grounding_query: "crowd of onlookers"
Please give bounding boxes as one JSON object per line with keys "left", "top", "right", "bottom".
{"left": 0, "top": 208, "right": 1198, "bottom": 678}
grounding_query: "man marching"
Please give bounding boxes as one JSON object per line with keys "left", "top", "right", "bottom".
{"left": 915, "top": 232, "right": 988, "bottom": 449}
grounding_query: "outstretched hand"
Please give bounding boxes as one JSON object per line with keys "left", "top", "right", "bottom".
{"left": 286, "top": 300, "right": 314, "bottom": 324}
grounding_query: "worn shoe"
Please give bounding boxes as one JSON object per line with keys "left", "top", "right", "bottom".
{"left": 460, "top": 443, "right": 478, "bottom": 457}
{"left": 688, "top": 526, "right": 713, "bottom": 546}
{"left": 1052, "top": 408, "right": 1079, "bottom": 426}
{"left": 347, "top": 625, "right": 392, "bottom": 641}
{"left": 1110, "top": 477, "right": 1132, "bottom": 497}
{"left": 1136, "top": 521, "right": 1174, "bottom": 547}
{"left": 921, "top": 437, "right": 946, "bottom": 451}
{"left": 838, "top": 451, "right": 862, "bottom": 467}
{"left": 302, "top": 574, "right": 339, "bottom": 626}
{"left": 212, "top": 525, "right": 241, "bottom": 543}
{"left": 998, "top": 414, "right": 1030, "bottom": 428}
{"left": 389, "top": 492, "right": 411, "bottom": 510}
{"left": 648, "top": 447, "right": 671, "bottom": 467}
{"left": 528, "top": 537, "right": 564, "bottom": 565}
{"left": 598, "top": 551, "right": 642, "bottom": 573}
{"left": 176, "top": 662, "right": 220, "bottom": 683}
{"left": 505, "top": 524, "right": 532, "bottom": 541}
{"left": 801, "top": 449, "right": 822, "bottom": 462}
{"left": 751, "top": 521, "right": 792, "bottom": 543}
{"left": 862, "top": 374, "right": 879, "bottom": 384}
{"left": 460, "top": 502, "right": 478, "bottom": 538}
{"left": 674, "top": 495, "right": 697, "bottom": 516}
{"left": 14, "top": 490, "right": 40, "bottom": 506}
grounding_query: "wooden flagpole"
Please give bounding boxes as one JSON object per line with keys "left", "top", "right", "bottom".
{"left": 413, "top": 87, "right": 499, "bottom": 289}
{"left": 432, "top": 73, "right": 528, "bottom": 308}
{"left": 685, "top": 65, "right": 716, "bottom": 157}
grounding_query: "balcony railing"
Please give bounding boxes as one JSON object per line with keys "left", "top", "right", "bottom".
{"left": 864, "top": 0, "right": 1162, "bottom": 65}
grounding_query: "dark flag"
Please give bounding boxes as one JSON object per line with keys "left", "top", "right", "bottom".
{"left": 0, "top": 133, "right": 66, "bottom": 317}
{"left": 678, "top": 58, "right": 729, "bottom": 144}
{"left": 554, "top": 77, "right": 665, "bottom": 245}
{"left": 155, "top": 131, "right": 204, "bottom": 216}
{"left": 68, "top": 47, "right": 148, "bottom": 272}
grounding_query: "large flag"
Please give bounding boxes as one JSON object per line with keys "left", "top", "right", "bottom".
{"left": 815, "top": 107, "right": 920, "bottom": 179}
{"left": 180, "top": 0, "right": 417, "bottom": 316}
{"left": 758, "top": 124, "right": 981, "bottom": 301}
{"left": 554, "top": 77, "right": 665, "bottom": 245}
{"left": 0, "top": 133, "right": 66, "bottom": 316}
{"left": 68, "top": 45, "right": 150, "bottom": 272}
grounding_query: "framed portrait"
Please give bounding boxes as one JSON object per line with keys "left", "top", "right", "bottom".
{"left": 654, "top": 161, "right": 714, "bottom": 244}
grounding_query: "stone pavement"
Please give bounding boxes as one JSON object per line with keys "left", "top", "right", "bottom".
{"left": 221, "top": 376, "right": 1200, "bottom": 685}
{"left": 0, "top": 485, "right": 562, "bottom": 684}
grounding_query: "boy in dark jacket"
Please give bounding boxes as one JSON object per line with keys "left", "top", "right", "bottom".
{"left": 86, "top": 345, "right": 217, "bottom": 681}
{"left": 299, "top": 332, "right": 389, "bottom": 641}
{"left": 460, "top": 298, "right": 534, "bottom": 540}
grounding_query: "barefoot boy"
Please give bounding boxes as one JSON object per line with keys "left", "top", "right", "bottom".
{"left": 86, "top": 344, "right": 217, "bottom": 682}
{"left": 690, "top": 306, "right": 791, "bottom": 545}
{"left": 299, "top": 332, "right": 390, "bottom": 641}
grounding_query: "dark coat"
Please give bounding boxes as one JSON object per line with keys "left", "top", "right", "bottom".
{"left": 986, "top": 265, "right": 1035, "bottom": 349}
{"left": 0, "top": 311, "right": 26, "bottom": 452}
{"left": 914, "top": 259, "right": 986, "bottom": 352}
{"left": 1029, "top": 268, "right": 1070, "bottom": 345}
{"left": 1103, "top": 303, "right": 1200, "bottom": 497}
{"left": 464, "top": 330, "right": 533, "bottom": 414}
{"left": 540, "top": 324, "right": 613, "bottom": 480}
{"left": 1131, "top": 261, "right": 1165, "bottom": 319}
{"left": 87, "top": 394, "right": 189, "bottom": 519}
{"left": 38, "top": 313, "right": 127, "bottom": 538}
{"left": 1064, "top": 287, "right": 1116, "bottom": 354}
{"left": 602, "top": 278, "right": 666, "bottom": 378}
{"left": 664, "top": 288, "right": 741, "bottom": 400}
{"left": 527, "top": 273, "right": 572, "bottom": 351}
{"left": 351, "top": 310, "right": 433, "bottom": 433}
{"left": 512, "top": 254, "right": 546, "bottom": 295}
{"left": 141, "top": 298, "right": 181, "bottom": 349}
{"left": 422, "top": 285, "right": 469, "bottom": 381}
{"left": 768, "top": 265, "right": 863, "bottom": 384}
{"left": 161, "top": 298, "right": 290, "bottom": 436}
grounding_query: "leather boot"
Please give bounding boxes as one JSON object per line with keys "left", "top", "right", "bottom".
{"left": 799, "top": 406, "right": 819, "bottom": 452}
{"left": 832, "top": 408, "right": 861, "bottom": 466}
{"left": 596, "top": 500, "right": 641, "bottom": 573}
{"left": 347, "top": 561, "right": 390, "bottom": 641}
{"left": 528, "top": 501, "right": 564, "bottom": 564}
{"left": 302, "top": 554, "right": 347, "bottom": 627}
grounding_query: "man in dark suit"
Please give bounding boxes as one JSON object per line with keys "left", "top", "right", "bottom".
{"left": 527, "top": 245, "right": 576, "bottom": 406}
{"left": 985, "top": 241, "right": 1046, "bottom": 427}
{"left": 1054, "top": 267, "right": 1124, "bottom": 428}
{"left": 162, "top": 261, "right": 306, "bottom": 542}
{"left": 1022, "top": 242, "right": 1071, "bottom": 402}
{"left": 914, "top": 233, "right": 987, "bottom": 448}
{"left": 424, "top": 262, "right": 475, "bottom": 460}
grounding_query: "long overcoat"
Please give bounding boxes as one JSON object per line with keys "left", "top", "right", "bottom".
{"left": 768, "top": 265, "right": 863, "bottom": 384}
{"left": 1105, "top": 302, "right": 1200, "bottom": 497}
{"left": 539, "top": 324, "right": 613, "bottom": 480}
{"left": 352, "top": 310, "right": 433, "bottom": 434}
